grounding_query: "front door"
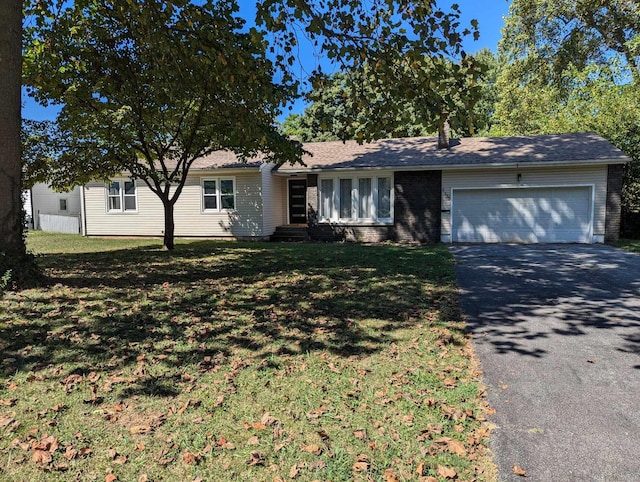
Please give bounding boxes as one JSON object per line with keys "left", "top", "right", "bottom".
{"left": 288, "top": 179, "right": 307, "bottom": 224}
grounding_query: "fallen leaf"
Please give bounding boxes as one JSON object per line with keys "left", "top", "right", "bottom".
{"left": 0, "top": 399, "right": 17, "bottom": 406}
{"left": 384, "top": 468, "right": 400, "bottom": 482}
{"left": 129, "top": 424, "right": 153, "bottom": 435}
{"left": 446, "top": 438, "right": 467, "bottom": 456}
{"left": 183, "top": 451, "right": 201, "bottom": 465}
{"left": 0, "top": 416, "right": 15, "bottom": 427}
{"left": 301, "top": 444, "right": 322, "bottom": 455}
{"left": 289, "top": 463, "right": 299, "bottom": 478}
{"left": 353, "top": 429, "right": 366, "bottom": 440}
{"left": 436, "top": 465, "right": 456, "bottom": 479}
{"left": 247, "top": 451, "right": 264, "bottom": 466}
{"left": 64, "top": 446, "right": 77, "bottom": 461}
{"left": 353, "top": 461, "right": 369, "bottom": 472}
{"left": 513, "top": 465, "right": 527, "bottom": 476}
{"left": 32, "top": 449, "right": 53, "bottom": 465}
{"left": 105, "top": 474, "right": 117, "bottom": 482}
{"left": 246, "top": 435, "right": 260, "bottom": 446}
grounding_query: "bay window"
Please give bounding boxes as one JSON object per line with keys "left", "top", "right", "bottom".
{"left": 319, "top": 175, "right": 393, "bottom": 223}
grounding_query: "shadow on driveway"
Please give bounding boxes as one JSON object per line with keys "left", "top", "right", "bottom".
{"left": 451, "top": 244, "right": 640, "bottom": 482}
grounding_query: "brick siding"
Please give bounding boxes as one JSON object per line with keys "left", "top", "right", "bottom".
{"left": 605, "top": 164, "right": 624, "bottom": 243}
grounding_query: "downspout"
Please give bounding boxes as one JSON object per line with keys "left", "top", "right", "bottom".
{"left": 80, "top": 185, "right": 87, "bottom": 236}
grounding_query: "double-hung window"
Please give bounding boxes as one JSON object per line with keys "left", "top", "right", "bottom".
{"left": 202, "top": 178, "right": 236, "bottom": 212}
{"left": 107, "top": 179, "right": 137, "bottom": 212}
{"left": 319, "top": 175, "right": 393, "bottom": 223}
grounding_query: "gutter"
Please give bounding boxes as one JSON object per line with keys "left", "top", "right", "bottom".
{"left": 272, "top": 158, "right": 629, "bottom": 176}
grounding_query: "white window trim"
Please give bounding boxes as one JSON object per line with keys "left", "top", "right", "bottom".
{"left": 106, "top": 179, "right": 138, "bottom": 214}
{"left": 201, "top": 177, "right": 237, "bottom": 213}
{"left": 318, "top": 173, "right": 394, "bottom": 225}
{"left": 59, "top": 198, "right": 68, "bottom": 212}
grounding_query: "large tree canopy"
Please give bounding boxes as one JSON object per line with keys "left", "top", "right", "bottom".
{"left": 23, "top": 0, "right": 304, "bottom": 250}
{"left": 260, "top": 0, "right": 483, "bottom": 141}
{"left": 500, "top": 0, "right": 640, "bottom": 87}
{"left": 493, "top": 0, "right": 640, "bottom": 212}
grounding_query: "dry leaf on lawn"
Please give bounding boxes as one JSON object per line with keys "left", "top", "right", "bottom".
{"left": 32, "top": 449, "right": 53, "bottom": 465}
{"left": 436, "top": 465, "right": 456, "bottom": 479}
{"left": 384, "top": 468, "right": 400, "bottom": 482}
{"left": 246, "top": 435, "right": 260, "bottom": 446}
{"left": 247, "top": 451, "right": 265, "bottom": 466}
{"left": 301, "top": 444, "right": 322, "bottom": 455}
{"left": 129, "top": 424, "right": 153, "bottom": 435}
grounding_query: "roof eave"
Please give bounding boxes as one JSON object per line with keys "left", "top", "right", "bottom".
{"left": 274, "top": 157, "right": 629, "bottom": 175}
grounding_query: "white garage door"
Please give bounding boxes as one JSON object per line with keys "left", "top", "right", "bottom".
{"left": 452, "top": 186, "right": 592, "bottom": 243}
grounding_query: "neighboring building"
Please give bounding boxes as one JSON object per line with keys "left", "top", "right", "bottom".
{"left": 29, "top": 183, "right": 82, "bottom": 234}
{"left": 82, "top": 132, "right": 630, "bottom": 244}
{"left": 22, "top": 189, "right": 33, "bottom": 228}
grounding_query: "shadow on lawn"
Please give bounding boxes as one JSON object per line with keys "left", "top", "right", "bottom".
{"left": 1, "top": 242, "right": 459, "bottom": 383}
{"left": 451, "top": 244, "right": 640, "bottom": 363}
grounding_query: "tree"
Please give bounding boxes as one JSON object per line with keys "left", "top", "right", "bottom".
{"left": 492, "top": 1, "right": 640, "bottom": 213}
{"left": 500, "top": 0, "right": 640, "bottom": 87}
{"left": 280, "top": 71, "right": 430, "bottom": 142}
{"left": 23, "top": 0, "right": 303, "bottom": 250}
{"left": 0, "top": 2, "right": 33, "bottom": 290}
{"left": 258, "top": 0, "right": 482, "bottom": 141}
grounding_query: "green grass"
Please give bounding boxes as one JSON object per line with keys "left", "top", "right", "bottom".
{"left": 615, "top": 238, "right": 640, "bottom": 253}
{"left": 0, "top": 232, "right": 496, "bottom": 481}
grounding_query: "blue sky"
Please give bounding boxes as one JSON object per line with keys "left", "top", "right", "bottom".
{"left": 22, "top": 0, "right": 511, "bottom": 121}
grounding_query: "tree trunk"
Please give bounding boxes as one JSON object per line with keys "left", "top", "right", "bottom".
{"left": 163, "top": 200, "right": 175, "bottom": 250}
{"left": 0, "top": 3, "right": 25, "bottom": 260}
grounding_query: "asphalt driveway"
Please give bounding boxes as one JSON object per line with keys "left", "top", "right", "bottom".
{"left": 450, "top": 244, "right": 640, "bottom": 482}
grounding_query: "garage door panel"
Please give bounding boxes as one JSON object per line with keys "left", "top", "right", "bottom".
{"left": 452, "top": 187, "right": 592, "bottom": 243}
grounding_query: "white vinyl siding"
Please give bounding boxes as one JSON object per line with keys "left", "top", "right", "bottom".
{"left": 261, "top": 164, "right": 286, "bottom": 236}
{"left": 84, "top": 171, "right": 265, "bottom": 237}
{"left": 30, "top": 183, "right": 81, "bottom": 216}
{"left": 441, "top": 166, "right": 608, "bottom": 243}
{"left": 319, "top": 173, "right": 393, "bottom": 224}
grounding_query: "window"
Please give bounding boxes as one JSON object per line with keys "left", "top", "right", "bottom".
{"left": 319, "top": 175, "right": 393, "bottom": 223}
{"left": 320, "top": 179, "right": 333, "bottom": 220}
{"left": 202, "top": 178, "right": 236, "bottom": 211}
{"left": 339, "top": 178, "right": 353, "bottom": 219}
{"left": 107, "top": 180, "right": 137, "bottom": 212}
{"left": 59, "top": 199, "right": 68, "bottom": 212}
{"left": 377, "top": 177, "right": 392, "bottom": 219}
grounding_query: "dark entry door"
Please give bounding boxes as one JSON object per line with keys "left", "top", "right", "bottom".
{"left": 288, "top": 179, "right": 307, "bottom": 224}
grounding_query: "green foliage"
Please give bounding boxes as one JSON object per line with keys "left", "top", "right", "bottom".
{"left": 501, "top": 0, "right": 640, "bottom": 87}
{"left": 281, "top": 50, "right": 496, "bottom": 143}
{"left": 0, "top": 250, "right": 43, "bottom": 295}
{"left": 23, "top": 0, "right": 304, "bottom": 249}
{"left": 260, "top": 0, "right": 483, "bottom": 142}
{"left": 493, "top": 1, "right": 640, "bottom": 211}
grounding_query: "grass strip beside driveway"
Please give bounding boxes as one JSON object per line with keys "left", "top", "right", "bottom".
{"left": 0, "top": 233, "right": 495, "bottom": 481}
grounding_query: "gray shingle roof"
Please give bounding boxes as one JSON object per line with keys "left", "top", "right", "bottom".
{"left": 186, "top": 132, "right": 629, "bottom": 172}
{"left": 276, "top": 132, "right": 629, "bottom": 172}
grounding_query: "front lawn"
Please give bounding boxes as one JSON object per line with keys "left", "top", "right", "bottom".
{"left": 615, "top": 238, "right": 640, "bottom": 253}
{"left": 0, "top": 232, "right": 495, "bottom": 481}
